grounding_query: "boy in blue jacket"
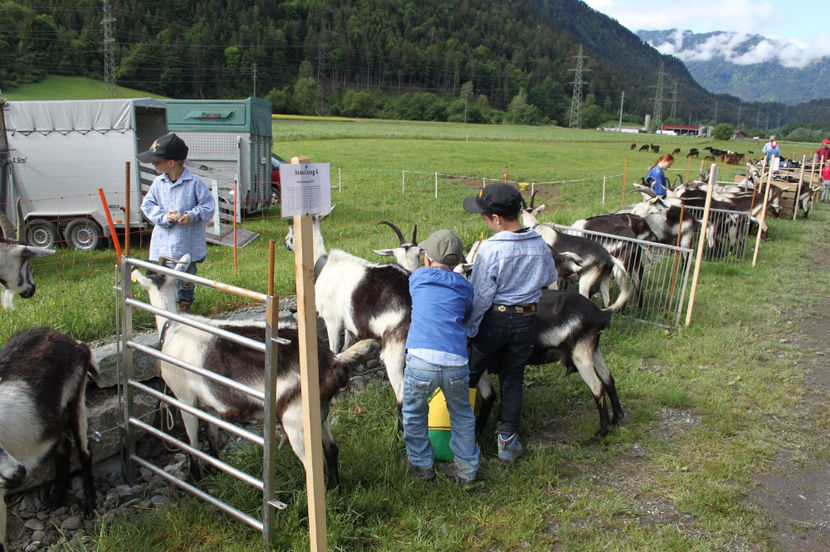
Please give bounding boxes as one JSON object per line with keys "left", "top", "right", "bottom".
{"left": 402, "top": 229, "right": 479, "bottom": 485}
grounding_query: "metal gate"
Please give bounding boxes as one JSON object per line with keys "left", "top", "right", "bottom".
{"left": 119, "top": 257, "right": 288, "bottom": 548}
{"left": 685, "top": 206, "right": 754, "bottom": 263}
{"left": 555, "top": 224, "right": 695, "bottom": 327}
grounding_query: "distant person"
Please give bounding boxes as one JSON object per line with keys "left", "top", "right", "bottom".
{"left": 645, "top": 153, "right": 674, "bottom": 197}
{"left": 462, "top": 183, "right": 557, "bottom": 465}
{"left": 821, "top": 162, "right": 830, "bottom": 203}
{"left": 402, "top": 229, "right": 478, "bottom": 486}
{"left": 815, "top": 139, "right": 830, "bottom": 164}
{"left": 762, "top": 135, "right": 781, "bottom": 166}
{"left": 138, "top": 132, "right": 215, "bottom": 313}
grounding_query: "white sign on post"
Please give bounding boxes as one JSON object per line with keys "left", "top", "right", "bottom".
{"left": 279, "top": 163, "right": 332, "bottom": 217}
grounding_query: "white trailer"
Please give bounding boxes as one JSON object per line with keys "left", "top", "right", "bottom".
{"left": 1, "top": 98, "right": 168, "bottom": 250}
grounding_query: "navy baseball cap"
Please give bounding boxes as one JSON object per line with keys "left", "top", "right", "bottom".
{"left": 138, "top": 132, "right": 189, "bottom": 162}
{"left": 463, "top": 183, "right": 523, "bottom": 217}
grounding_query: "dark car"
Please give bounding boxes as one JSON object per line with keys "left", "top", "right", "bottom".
{"left": 271, "top": 153, "right": 285, "bottom": 202}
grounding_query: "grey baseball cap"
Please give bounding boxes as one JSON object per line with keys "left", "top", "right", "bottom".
{"left": 421, "top": 229, "right": 465, "bottom": 267}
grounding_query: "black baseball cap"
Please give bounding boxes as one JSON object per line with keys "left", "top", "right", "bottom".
{"left": 463, "top": 183, "right": 523, "bottom": 217}
{"left": 137, "top": 132, "right": 189, "bottom": 162}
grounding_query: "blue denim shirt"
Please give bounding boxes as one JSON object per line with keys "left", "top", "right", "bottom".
{"left": 141, "top": 167, "right": 215, "bottom": 262}
{"left": 465, "top": 228, "right": 557, "bottom": 338}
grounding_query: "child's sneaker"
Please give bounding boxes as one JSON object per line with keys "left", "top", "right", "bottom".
{"left": 497, "top": 433, "right": 524, "bottom": 464}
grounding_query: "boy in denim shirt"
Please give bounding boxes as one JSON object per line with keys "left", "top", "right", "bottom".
{"left": 138, "top": 133, "right": 215, "bottom": 312}
{"left": 403, "top": 229, "right": 479, "bottom": 485}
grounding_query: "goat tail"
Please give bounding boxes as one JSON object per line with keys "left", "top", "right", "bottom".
{"left": 334, "top": 338, "right": 379, "bottom": 367}
{"left": 606, "top": 256, "right": 635, "bottom": 313}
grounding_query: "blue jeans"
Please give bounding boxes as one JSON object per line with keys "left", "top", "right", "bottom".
{"left": 821, "top": 180, "right": 830, "bottom": 202}
{"left": 402, "top": 354, "right": 479, "bottom": 480}
{"left": 164, "top": 257, "right": 200, "bottom": 303}
{"left": 468, "top": 308, "right": 537, "bottom": 436}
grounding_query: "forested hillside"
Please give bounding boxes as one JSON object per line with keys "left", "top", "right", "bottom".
{"left": 2, "top": 0, "right": 828, "bottom": 131}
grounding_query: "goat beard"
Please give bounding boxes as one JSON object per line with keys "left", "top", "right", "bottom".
{"left": 1, "top": 289, "right": 15, "bottom": 310}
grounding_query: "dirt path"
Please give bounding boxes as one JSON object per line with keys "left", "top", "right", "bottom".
{"left": 746, "top": 241, "right": 830, "bottom": 550}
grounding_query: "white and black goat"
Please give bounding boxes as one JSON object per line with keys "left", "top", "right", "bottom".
{"left": 571, "top": 214, "right": 652, "bottom": 310}
{"left": 131, "top": 256, "right": 374, "bottom": 487}
{"left": 460, "top": 245, "right": 623, "bottom": 438}
{"left": 0, "top": 240, "right": 55, "bottom": 309}
{"left": 0, "top": 327, "right": 97, "bottom": 551}
{"left": 371, "top": 221, "right": 422, "bottom": 271}
{"left": 284, "top": 215, "right": 411, "bottom": 415}
{"left": 522, "top": 196, "right": 634, "bottom": 313}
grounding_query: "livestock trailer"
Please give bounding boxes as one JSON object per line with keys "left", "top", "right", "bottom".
{"left": 162, "top": 97, "right": 273, "bottom": 217}
{"left": 1, "top": 98, "right": 168, "bottom": 249}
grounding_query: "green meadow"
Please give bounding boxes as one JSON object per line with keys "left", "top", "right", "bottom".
{"left": 0, "top": 84, "right": 826, "bottom": 550}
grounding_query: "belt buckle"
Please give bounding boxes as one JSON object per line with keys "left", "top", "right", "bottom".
{"left": 496, "top": 305, "right": 507, "bottom": 312}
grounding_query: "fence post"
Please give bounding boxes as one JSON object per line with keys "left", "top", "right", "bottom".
{"left": 338, "top": 168, "right": 342, "bottom": 193}
{"left": 793, "top": 154, "right": 807, "bottom": 221}
{"left": 621, "top": 156, "right": 628, "bottom": 204}
{"left": 434, "top": 171, "right": 438, "bottom": 199}
{"left": 685, "top": 164, "right": 718, "bottom": 327}
{"left": 602, "top": 176, "right": 606, "bottom": 205}
{"left": 402, "top": 170, "right": 406, "bottom": 194}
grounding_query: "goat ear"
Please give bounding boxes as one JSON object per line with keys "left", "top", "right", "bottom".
{"left": 372, "top": 248, "right": 395, "bottom": 257}
{"left": 174, "top": 254, "right": 192, "bottom": 271}
{"left": 22, "top": 246, "right": 56, "bottom": 258}
{"left": 536, "top": 204, "right": 546, "bottom": 213}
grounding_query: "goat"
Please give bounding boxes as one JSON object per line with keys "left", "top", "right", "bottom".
{"left": 630, "top": 143, "right": 637, "bottom": 150}
{"left": 522, "top": 195, "right": 634, "bottom": 313}
{"left": 370, "top": 221, "right": 421, "bottom": 271}
{"left": 638, "top": 144, "right": 649, "bottom": 152}
{"left": 651, "top": 144, "right": 660, "bottom": 153}
{"left": 622, "top": 193, "right": 700, "bottom": 250}
{"left": 671, "top": 148, "right": 681, "bottom": 155}
{"left": 0, "top": 327, "right": 97, "bottom": 550}
{"left": 0, "top": 240, "right": 55, "bottom": 309}
{"left": 571, "top": 214, "right": 651, "bottom": 310}
{"left": 687, "top": 148, "right": 699, "bottom": 159}
{"left": 131, "top": 255, "right": 374, "bottom": 486}
{"left": 284, "top": 215, "right": 411, "bottom": 417}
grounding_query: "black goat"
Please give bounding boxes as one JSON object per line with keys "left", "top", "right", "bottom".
{"left": 0, "top": 327, "right": 97, "bottom": 550}
{"left": 476, "top": 289, "right": 624, "bottom": 438}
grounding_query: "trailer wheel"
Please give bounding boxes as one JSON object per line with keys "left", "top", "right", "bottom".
{"left": 25, "top": 219, "right": 60, "bottom": 248}
{"left": 64, "top": 219, "right": 103, "bottom": 251}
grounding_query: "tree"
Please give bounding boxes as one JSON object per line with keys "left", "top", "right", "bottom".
{"left": 713, "top": 123, "right": 734, "bottom": 141}
{"left": 504, "top": 88, "right": 541, "bottom": 125}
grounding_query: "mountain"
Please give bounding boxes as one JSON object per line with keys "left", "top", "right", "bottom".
{"left": 3, "top": 0, "right": 827, "bottom": 129}
{"left": 638, "top": 29, "right": 830, "bottom": 106}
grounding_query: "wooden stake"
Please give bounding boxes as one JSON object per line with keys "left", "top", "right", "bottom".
{"left": 752, "top": 168, "right": 774, "bottom": 267}
{"left": 124, "top": 162, "right": 130, "bottom": 257}
{"left": 685, "top": 164, "right": 718, "bottom": 327}
{"left": 290, "top": 156, "right": 328, "bottom": 552}
{"left": 793, "top": 154, "right": 806, "bottom": 221}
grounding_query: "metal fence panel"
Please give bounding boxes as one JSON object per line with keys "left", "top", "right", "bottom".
{"left": 685, "top": 206, "right": 753, "bottom": 263}
{"left": 555, "top": 224, "right": 694, "bottom": 327}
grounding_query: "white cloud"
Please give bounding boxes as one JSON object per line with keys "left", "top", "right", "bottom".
{"left": 584, "top": 0, "right": 830, "bottom": 66}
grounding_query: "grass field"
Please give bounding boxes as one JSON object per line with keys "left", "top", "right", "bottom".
{"left": 1, "top": 83, "right": 828, "bottom": 550}
{"left": 1, "top": 75, "right": 167, "bottom": 100}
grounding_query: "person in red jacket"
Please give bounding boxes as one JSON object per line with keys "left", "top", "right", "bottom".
{"left": 815, "top": 139, "right": 830, "bottom": 164}
{"left": 821, "top": 162, "right": 830, "bottom": 203}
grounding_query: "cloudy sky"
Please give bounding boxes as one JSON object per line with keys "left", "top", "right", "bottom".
{"left": 583, "top": 0, "right": 830, "bottom": 68}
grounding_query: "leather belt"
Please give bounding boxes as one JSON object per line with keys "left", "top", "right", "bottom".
{"left": 493, "top": 303, "right": 536, "bottom": 315}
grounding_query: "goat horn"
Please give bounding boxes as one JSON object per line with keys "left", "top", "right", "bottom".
{"left": 411, "top": 223, "right": 418, "bottom": 244}
{"left": 529, "top": 190, "right": 537, "bottom": 209}
{"left": 378, "top": 220, "right": 405, "bottom": 244}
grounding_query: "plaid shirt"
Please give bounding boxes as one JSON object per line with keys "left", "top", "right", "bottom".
{"left": 141, "top": 167, "right": 215, "bottom": 262}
